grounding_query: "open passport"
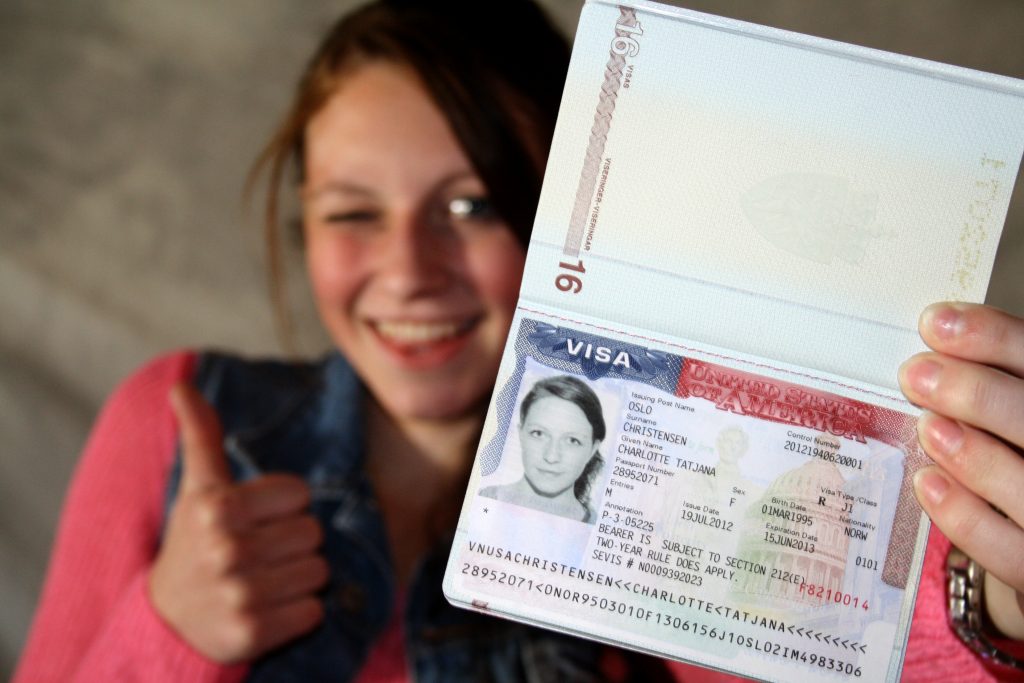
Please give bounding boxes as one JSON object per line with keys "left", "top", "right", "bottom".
{"left": 443, "top": 1, "right": 1024, "bottom": 680}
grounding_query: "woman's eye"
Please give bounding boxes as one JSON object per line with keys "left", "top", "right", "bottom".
{"left": 568, "top": 437, "right": 583, "bottom": 446}
{"left": 324, "top": 210, "right": 378, "bottom": 224}
{"left": 448, "top": 196, "right": 498, "bottom": 222}
{"left": 528, "top": 428, "right": 545, "bottom": 438}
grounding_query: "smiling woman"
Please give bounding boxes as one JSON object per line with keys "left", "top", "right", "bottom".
{"left": 10, "top": 0, "right": 1024, "bottom": 681}
{"left": 300, "top": 62, "right": 526, "bottom": 422}
{"left": 11, "top": 2, "right": 675, "bottom": 682}
{"left": 482, "top": 375, "right": 607, "bottom": 523}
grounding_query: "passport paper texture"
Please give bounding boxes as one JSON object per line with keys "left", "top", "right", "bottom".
{"left": 444, "top": 2, "right": 1024, "bottom": 681}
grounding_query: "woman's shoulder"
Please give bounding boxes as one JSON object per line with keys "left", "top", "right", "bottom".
{"left": 124, "top": 348, "right": 197, "bottom": 385}
{"left": 188, "top": 348, "right": 326, "bottom": 395}
{"left": 194, "top": 348, "right": 324, "bottom": 378}
{"left": 188, "top": 349, "right": 351, "bottom": 434}
{"left": 479, "top": 482, "right": 519, "bottom": 504}
{"left": 479, "top": 483, "right": 506, "bottom": 500}
{"left": 103, "top": 349, "right": 199, "bottom": 418}
{"left": 72, "top": 351, "right": 201, "bottom": 520}
{"left": 106, "top": 348, "right": 332, "bottom": 425}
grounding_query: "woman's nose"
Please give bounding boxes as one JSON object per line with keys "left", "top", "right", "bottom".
{"left": 376, "top": 213, "right": 451, "bottom": 297}
{"left": 542, "top": 442, "right": 561, "bottom": 463}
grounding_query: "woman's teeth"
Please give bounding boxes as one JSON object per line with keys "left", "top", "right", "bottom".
{"left": 375, "top": 320, "right": 462, "bottom": 344}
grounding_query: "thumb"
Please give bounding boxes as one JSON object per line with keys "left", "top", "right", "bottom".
{"left": 169, "top": 381, "right": 231, "bottom": 494}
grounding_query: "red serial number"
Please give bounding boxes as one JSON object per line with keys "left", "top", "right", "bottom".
{"left": 798, "top": 582, "right": 869, "bottom": 611}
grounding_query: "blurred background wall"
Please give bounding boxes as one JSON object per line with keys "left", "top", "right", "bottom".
{"left": 2, "top": 0, "right": 1022, "bottom": 676}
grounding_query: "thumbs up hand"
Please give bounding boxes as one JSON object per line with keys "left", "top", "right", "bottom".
{"left": 149, "top": 382, "right": 328, "bottom": 663}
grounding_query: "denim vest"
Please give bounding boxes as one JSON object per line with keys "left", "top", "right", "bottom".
{"left": 163, "top": 351, "right": 671, "bottom": 683}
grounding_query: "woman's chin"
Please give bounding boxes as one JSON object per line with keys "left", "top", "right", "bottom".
{"left": 374, "top": 384, "right": 483, "bottom": 423}
{"left": 523, "top": 477, "right": 573, "bottom": 499}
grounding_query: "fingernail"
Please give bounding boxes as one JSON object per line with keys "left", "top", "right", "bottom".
{"left": 923, "top": 303, "right": 964, "bottom": 340}
{"left": 914, "top": 469, "right": 950, "bottom": 507}
{"left": 921, "top": 413, "right": 963, "bottom": 457}
{"left": 903, "top": 359, "right": 941, "bottom": 397}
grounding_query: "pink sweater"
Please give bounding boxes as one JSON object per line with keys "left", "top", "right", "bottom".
{"left": 13, "top": 352, "right": 1022, "bottom": 682}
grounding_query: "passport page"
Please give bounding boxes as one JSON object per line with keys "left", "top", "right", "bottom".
{"left": 520, "top": 0, "right": 1024, "bottom": 390}
{"left": 448, "top": 309, "right": 927, "bottom": 682}
{"left": 444, "top": 2, "right": 1024, "bottom": 682}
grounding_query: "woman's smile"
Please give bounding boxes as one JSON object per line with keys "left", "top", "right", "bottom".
{"left": 366, "top": 317, "right": 481, "bottom": 369}
{"left": 371, "top": 318, "right": 475, "bottom": 345}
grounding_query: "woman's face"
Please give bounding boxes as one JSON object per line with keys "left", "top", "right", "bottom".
{"left": 303, "top": 62, "right": 527, "bottom": 422}
{"left": 519, "top": 395, "right": 599, "bottom": 497}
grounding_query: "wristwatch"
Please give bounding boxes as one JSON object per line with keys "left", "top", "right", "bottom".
{"left": 946, "top": 546, "right": 1024, "bottom": 670}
